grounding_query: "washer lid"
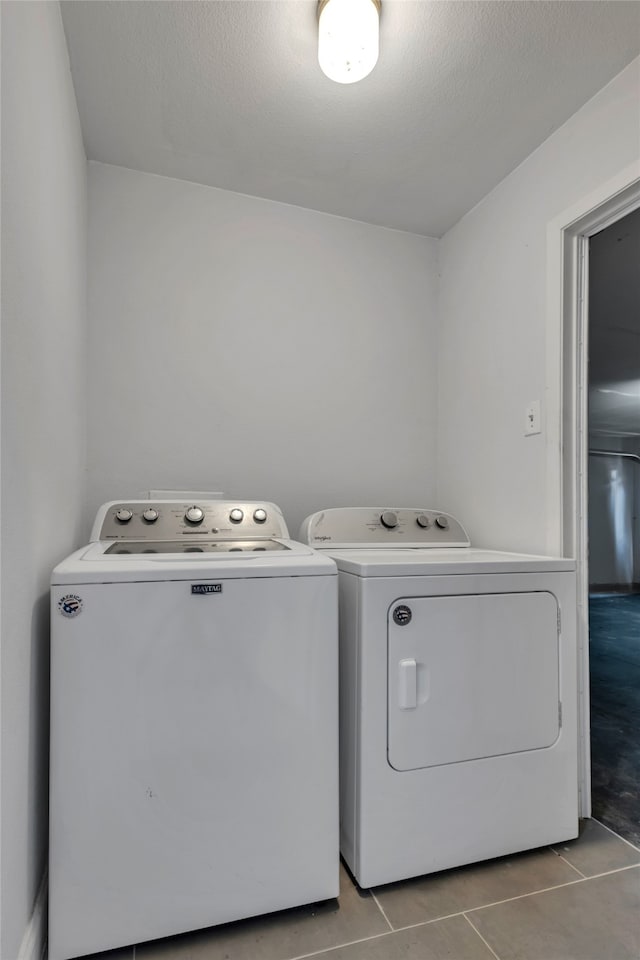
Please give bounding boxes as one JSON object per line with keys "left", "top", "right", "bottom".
{"left": 103, "top": 540, "right": 290, "bottom": 555}
{"left": 323, "top": 547, "right": 576, "bottom": 576}
{"left": 51, "top": 539, "right": 337, "bottom": 584}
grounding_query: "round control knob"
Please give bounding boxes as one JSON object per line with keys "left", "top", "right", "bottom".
{"left": 229, "top": 508, "right": 244, "bottom": 523}
{"left": 253, "top": 508, "right": 267, "bottom": 524}
{"left": 416, "top": 514, "right": 431, "bottom": 529}
{"left": 185, "top": 506, "right": 204, "bottom": 524}
{"left": 380, "top": 511, "right": 398, "bottom": 530}
{"left": 142, "top": 508, "right": 159, "bottom": 523}
{"left": 115, "top": 508, "right": 133, "bottom": 523}
{"left": 435, "top": 515, "right": 450, "bottom": 530}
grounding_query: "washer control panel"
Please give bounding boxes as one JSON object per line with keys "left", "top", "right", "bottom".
{"left": 93, "top": 501, "right": 289, "bottom": 542}
{"left": 299, "top": 508, "right": 470, "bottom": 548}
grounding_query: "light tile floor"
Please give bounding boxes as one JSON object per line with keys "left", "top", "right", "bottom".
{"left": 77, "top": 820, "right": 640, "bottom": 960}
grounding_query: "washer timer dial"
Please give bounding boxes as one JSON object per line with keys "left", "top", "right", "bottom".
{"left": 185, "top": 506, "right": 205, "bottom": 524}
{"left": 380, "top": 511, "right": 398, "bottom": 529}
{"left": 115, "top": 509, "right": 133, "bottom": 523}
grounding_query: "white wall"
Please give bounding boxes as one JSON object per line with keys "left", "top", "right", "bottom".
{"left": 0, "top": 3, "right": 87, "bottom": 956}
{"left": 88, "top": 163, "right": 439, "bottom": 535}
{"left": 437, "top": 58, "right": 640, "bottom": 555}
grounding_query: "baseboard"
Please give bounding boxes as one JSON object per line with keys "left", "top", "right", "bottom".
{"left": 589, "top": 583, "right": 640, "bottom": 595}
{"left": 17, "top": 868, "right": 48, "bottom": 960}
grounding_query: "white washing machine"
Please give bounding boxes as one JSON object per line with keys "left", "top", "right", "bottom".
{"left": 299, "top": 506, "right": 578, "bottom": 888}
{"left": 50, "top": 500, "right": 338, "bottom": 960}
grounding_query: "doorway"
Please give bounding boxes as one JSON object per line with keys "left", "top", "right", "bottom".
{"left": 548, "top": 164, "right": 640, "bottom": 821}
{"left": 586, "top": 207, "right": 640, "bottom": 845}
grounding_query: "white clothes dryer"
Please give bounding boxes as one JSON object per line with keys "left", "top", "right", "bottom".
{"left": 299, "top": 507, "right": 578, "bottom": 888}
{"left": 50, "top": 500, "right": 338, "bottom": 960}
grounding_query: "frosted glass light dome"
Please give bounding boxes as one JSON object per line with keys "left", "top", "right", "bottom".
{"left": 318, "top": 0, "right": 380, "bottom": 85}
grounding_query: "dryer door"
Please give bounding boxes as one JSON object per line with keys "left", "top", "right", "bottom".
{"left": 387, "top": 592, "right": 560, "bottom": 771}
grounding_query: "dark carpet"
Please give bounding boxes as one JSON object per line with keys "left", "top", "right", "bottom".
{"left": 589, "top": 594, "right": 640, "bottom": 847}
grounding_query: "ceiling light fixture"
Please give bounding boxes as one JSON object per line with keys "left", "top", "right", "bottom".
{"left": 318, "top": 0, "right": 381, "bottom": 85}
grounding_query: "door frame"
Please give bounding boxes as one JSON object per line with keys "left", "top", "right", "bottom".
{"left": 545, "top": 162, "right": 640, "bottom": 817}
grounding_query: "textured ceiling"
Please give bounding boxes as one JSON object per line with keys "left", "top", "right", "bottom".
{"left": 589, "top": 207, "right": 640, "bottom": 438}
{"left": 61, "top": 0, "right": 640, "bottom": 236}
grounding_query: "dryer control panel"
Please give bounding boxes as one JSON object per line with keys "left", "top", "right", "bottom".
{"left": 92, "top": 501, "right": 289, "bottom": 542}
{"left": 299, "top": 508, "right": 470, "bottom": 548}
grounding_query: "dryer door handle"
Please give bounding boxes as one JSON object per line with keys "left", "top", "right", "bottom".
{"left": 398, "top": 658, "right": 417, "bottom": 709}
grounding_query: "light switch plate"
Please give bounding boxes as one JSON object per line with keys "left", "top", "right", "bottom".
{"left": 525, "top": 400, "right": 542, "bottom": 436}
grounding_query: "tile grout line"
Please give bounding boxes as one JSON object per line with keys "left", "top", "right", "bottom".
{"left": 380, "top": 906, "right": 490, "bottom": 936}
{"left": 464, "top": 862, "right": 640, "bottom": 919}
{"left": 579, "top": 861, "right": 640, "bottom": 882}
{"left": 556, "top": 853, "right": 586, "bottom": 879}
{"left": 436, "top": 877, "right": 590, "bottom": 922}
{"left": 463, "top": 913, "right": 502, "bottom": 960}
{"left": 370, "top": 890, "right": 394, "bottom": 931}
{"left": 592, "top": 817, "right": 640, "bottom": 854}
{"left": 287, "top": 927, "right": 399, "bottom": 960}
